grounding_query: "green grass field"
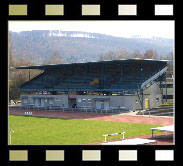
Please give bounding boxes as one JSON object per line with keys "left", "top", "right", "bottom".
{"left": 9, "top": 115, "right": 161, "bottom": 145}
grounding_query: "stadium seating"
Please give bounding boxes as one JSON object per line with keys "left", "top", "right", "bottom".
{"left": 19, "top": 64, "right": 167, "bottom": 93}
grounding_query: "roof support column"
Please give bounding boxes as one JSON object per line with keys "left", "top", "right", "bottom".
{"left": 137, "top": 89, "right": 144, "bottom": 110}
{"left": 141, "top": 63, "right": 143, "bottom": 83}
{"left": 101, "top": 64, "right": 104, "bottom": 88}
{"left": 160, "top": 76, "right": 164, "bottom": 104}
{"left": 120, "top": 64, "right": 123, "bottom": 80}
{"left": 141, "top": 89, "right": 144, "bottom": 110}
{"left": 29, "top": 69, "right": 30, "bottom": 81}
{"left": 165, "top": 72, "right": 168, "bottom": 102}
{"left": 85, "top": 65, "right": 87, "bottom": 81}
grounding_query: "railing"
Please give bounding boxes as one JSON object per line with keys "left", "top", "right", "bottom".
{"left": 9, "top": 105, "right": 129, "bottom": 114}
{"left": 140, "top": 66, "right": 168, "bottom": 89}
{"left": 138, "top": 110, "right": 173, "bottom": 117}
{"left": 20, "top": 72, "right": 45, "bottom": 88}
{"left": 56, "top": 73, "right": 73, "bottom": 84}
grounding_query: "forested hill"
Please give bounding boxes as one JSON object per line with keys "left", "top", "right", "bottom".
{"left": 10, "top": 30, "right": 174, "bottom": 63}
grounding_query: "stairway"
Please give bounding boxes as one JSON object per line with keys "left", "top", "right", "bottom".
{"left": 137, "top": 105, "right": 173, "bottom": 117}
{"left": 140, "top": 66, "right": 168, "bottom": 89}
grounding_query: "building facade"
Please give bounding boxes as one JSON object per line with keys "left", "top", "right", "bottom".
{"left": 21, "top": 83, "right": 163, "bottom": 110}
{"left": 17, "top": 59, "right": 170, "bottom": 111}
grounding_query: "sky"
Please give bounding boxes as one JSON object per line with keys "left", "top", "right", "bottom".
{"left": 8, "top": 21, "right": 174, "bottom": 39}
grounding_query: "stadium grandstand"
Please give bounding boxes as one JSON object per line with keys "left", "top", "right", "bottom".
{"left": 15, "top": 58, "right": 170, "bottom": 111}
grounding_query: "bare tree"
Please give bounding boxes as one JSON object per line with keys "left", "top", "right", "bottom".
{"left": 117, "top": 49, "right": 130, "bottom": 59}
{"left": 131, "top": 49, "right": 143, "bottom": 58}
{"left": 97, "top": 51, "right": 116, "bottom": 61}
{"left": 97, "top": 53, "right": 105, "bottom": 61}
{"left": 143, "top": 49, "right": 158, "bottom": 59}
{"left": 8, "top": 31, "right": 41, "bottom": 100}
{"left": 45, "top": 51, "right": 65, "bottom": 64}
{"left": 97, "top": 49, "right": 131, "bottom": 61}
{"left": 106, "top": 51, "right": 116, "bottom": 60}
{"left": 165, "top": 52, "right": 173, "bottom": 78}
{"left": 8, "top": 32, "right": 15, "bottom": 67}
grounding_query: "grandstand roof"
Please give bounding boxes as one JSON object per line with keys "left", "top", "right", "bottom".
{"left": 17, "top": 58, "right": 169, "bottom": 93}
{"left": 15, "top": 58, "right": 169, "bottom": 70}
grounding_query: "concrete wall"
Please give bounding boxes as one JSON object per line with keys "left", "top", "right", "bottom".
{"left": 148, "top": 83, "right": 162, "bottom": 108}
{"left": 132, "top": 83, "right": 162, "bottom": 110}
{"left": 21, "top": 81, "right": 165, "bottom": 110}
{"left": 75, "top": 95, "right": 135, "bottom": 110}
{"left": 76, "top": 95, "right": 95, "bottom": 108}
{"left": 109, "top": 95, "right": 134, "bottom": 110}
{"left": 162, "top": 79, "right": 174, "bottom": 96}
{"left": 21, "top": 94, "right": 69, "bottom": 107}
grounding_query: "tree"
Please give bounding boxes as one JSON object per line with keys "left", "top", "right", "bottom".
{"left": 8, "top": 31, "right": 40, "bottom": 100}
{"left": 131, "top": 49, "right": 143, "bottom": 58}
{"left": 8, "top": 32, "right": 15, "bottom": 67}
{"left": 117, "top": 49, "right": 130, "bottom": 59}
{"left": 97, "top": 49, "right": 131, "bottom": 61}
{"left": 165, "top": 52, "right": 174, "bottom": 78}
{"left": 97, "top": 53, "right": 105, "bottom": 61}
{"left": 143, "top": 49, "right": 158, "bottom": 59}
{"left": 98, "top": 51, "right": 116, "bottom": 61}
{"left": 106, "top": 51, "right": 116, "bottom": 60}
{"left": 45, "top": 51, "right": 64, "bottom": 64}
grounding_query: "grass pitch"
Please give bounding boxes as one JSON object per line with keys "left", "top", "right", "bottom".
{"left": 9, "top": 115, "right": 161, "bottom": 145}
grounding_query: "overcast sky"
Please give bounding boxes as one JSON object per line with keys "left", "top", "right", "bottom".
{"left": 8, "top": 21, "right": 174, "bottom": 39}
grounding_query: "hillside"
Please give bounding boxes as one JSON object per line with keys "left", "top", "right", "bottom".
{"left": 10, "top": 30, "right": 174, "bottom": 63}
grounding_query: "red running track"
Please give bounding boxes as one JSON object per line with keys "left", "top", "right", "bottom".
{"left": 9, "top": 109, "right": 173, "bottom": 126}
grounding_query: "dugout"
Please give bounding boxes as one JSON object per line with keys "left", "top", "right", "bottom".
{"left": 15, "top": 58, "right": 170, "bottom": 110}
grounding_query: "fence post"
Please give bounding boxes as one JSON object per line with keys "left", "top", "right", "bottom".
{"left": 104, "top": 132, "right": 125, "bottom": 143}
{"left": 9, "top": 130, "right": 14, "bottom": 145}
{"left": 122, "top": 132, "right": 125, "bottom": 140}
{"left": 9, "top": 130, "right": 11, "bottom": 145}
